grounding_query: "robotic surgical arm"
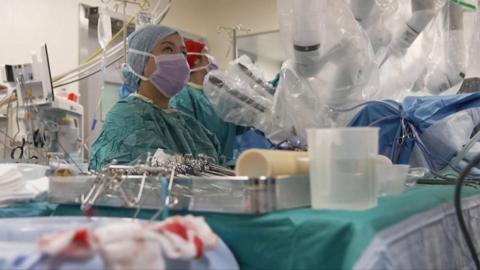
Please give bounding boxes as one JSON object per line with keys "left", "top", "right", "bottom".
{"left": 264, "top": 0, "right": 378, "bottom": 145}
{"left": 425, "top": 2, "right": 468, "bottom": 93}
{"left": 290, "top": 0, "right": 370, "bottom": 106}
{"left": 379, "top": 0, "right": 447, "bottom": 65}
{"left": 291, "top": 0, "right": 323, "bottom": 77}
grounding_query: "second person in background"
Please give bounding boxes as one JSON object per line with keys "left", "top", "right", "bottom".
{"left": 169, "top": 40, "right": 247, "bottom": 163}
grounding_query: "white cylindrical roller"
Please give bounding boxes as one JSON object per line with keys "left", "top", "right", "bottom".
{"left": 235, "top": 149, "right": 308, "bottom": 177}
{"left": 236, "top": 149, "right": 391, "bottom": 178}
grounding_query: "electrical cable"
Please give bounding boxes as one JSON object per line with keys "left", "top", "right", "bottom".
{"left": 430, "top": 169, "right": 480, "bottom": 182}
{"left": 53, "top": 47, "right": 120, "bottom": 84}
{"left": 3, "top": 100, "right": 12, "bottom": 159}
{"left": 81, "top": 16, "right": 136, "bottom": 65}
{"left": 10, "top": 138, "right": 25, "bottom": 160}
{"left": 54, "top": 45, "right": 123, "bottom": 85}
{"left": 418, "top": 179, "right": 458, "bottom": 185}
{"left": 454, "top": 152, "right": 480, "bottom": 269}
{"left": 53, "top": 9, "right": 138, "bottom": 83}
{"left": 26, "top": 98, "right": 36, "bottom": 159}
{"left": 417, "top": 178, "right": 479, "bottom": 187}
{"left": 14, "top": 98, "right": 20, "bottom": 141}
{"left": 53, "top": 0, "right": 159, "bottom": 84}
{"left": 53, "top": 55, "right": 123, "bottom": 89}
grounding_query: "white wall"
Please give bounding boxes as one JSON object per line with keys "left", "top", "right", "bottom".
{"left": 202, "top": 0, "right": 279, "bottom": 68}
{"left": 0, "top": 0, "right": 80, "bottom": 80}
{"left": 0, "top": 0, "right": 279, "bottom": 80}
{"left": 161, "top": 0, "right": 209, "bottom": 37}
{"left": 161, "top": 0, "right": 279, "bottom": 68}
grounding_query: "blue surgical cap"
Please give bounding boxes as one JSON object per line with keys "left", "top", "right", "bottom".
{"left": 121, "top": 25, "right": 179, "bottom": 95}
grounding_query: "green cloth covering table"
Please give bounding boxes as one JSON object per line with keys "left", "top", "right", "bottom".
{"left": 0, "top": 202, "right": 54, "bottom": 218}
{"left": 2, "top": 185, "right": 480, "bottom": 269}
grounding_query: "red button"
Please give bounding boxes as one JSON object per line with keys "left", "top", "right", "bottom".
{"left": 67, "top": 93, "right": 78, "bottom": 102}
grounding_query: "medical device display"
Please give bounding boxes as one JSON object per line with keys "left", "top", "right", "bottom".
{"left": 1, "top": 44, "right": 84, "bottom": 164}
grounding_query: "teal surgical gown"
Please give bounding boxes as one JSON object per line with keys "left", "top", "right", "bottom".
{"left": 89, "top": 94, "right": 221, "bottom": 171}
{"left": 169, "top": 83, "right": 246, "bottom": 161}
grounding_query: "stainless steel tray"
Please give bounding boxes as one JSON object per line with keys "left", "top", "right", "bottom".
{"left": 48, "top": 175, "right": 311, "bottom": 214}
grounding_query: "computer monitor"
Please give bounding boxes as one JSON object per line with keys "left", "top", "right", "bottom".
{"left": 16, "top": 43, "right": 55, "bottom": 106}
{"left": 40, "top": 44, "right": 55, "bottom": 102}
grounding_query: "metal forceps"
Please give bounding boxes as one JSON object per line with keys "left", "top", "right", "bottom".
{"left": 80, "top": 178, "right": 106, "bottom": 212}
{"left": 80, "top": 171, "right": 148, "bottom": 213}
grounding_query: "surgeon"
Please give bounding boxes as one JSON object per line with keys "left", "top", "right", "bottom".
{"left": 169, "top": 40, "right": 246, "bottom": 162}
{"left": 89, "top": 25, "right": 221, "bottom": 171}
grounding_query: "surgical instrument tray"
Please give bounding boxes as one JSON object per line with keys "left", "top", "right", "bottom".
{"left": 48, "top": 175, "right": 310, "bottom": 214}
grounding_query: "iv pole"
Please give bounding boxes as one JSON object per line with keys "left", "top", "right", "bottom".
{"left": 217, "top": 25, "right": 251, "bottom": 60}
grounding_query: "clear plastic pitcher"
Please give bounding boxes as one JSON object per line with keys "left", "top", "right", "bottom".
{"left": 307, "top": 127, "right": 379, "bottom": 210}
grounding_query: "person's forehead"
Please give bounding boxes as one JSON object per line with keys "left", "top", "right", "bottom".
{"left": 163, "top": 33, "right": 185, "bottom": 47}
{"left": 151, "top": 33, "right": 186, "bottom": 52}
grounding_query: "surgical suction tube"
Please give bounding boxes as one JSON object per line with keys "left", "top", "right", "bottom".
{"left": 208, "top": 76, "right": 268, "bottom": 113}
{"left": 292, "top": 0, "right": 323, "bottom": 77}
{"left": 236, "top": 63, "right": 276, "bottom": 95}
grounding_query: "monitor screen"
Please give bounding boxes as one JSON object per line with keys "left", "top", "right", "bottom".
{"left": 41, "top": 44, "right": 55, "bottom": 101}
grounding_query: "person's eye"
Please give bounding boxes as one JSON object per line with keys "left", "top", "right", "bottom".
{"left": 163, "top": 47, "right": 174, "bottom": 53}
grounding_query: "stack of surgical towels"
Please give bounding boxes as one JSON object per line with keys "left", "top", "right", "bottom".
{"left": 0, "top": 164, "right": 49, "bottom": 206}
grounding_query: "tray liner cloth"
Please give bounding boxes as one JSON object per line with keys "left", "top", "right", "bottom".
{"left": 45, "top": 185, "right": 480, "bottom": 269}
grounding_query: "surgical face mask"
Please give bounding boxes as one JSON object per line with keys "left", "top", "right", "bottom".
{"left": 188, "top": 52, "right": 219, "bottom": 72}
{"left": 127, "top": 48, "right": 190, "bottom": 97}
